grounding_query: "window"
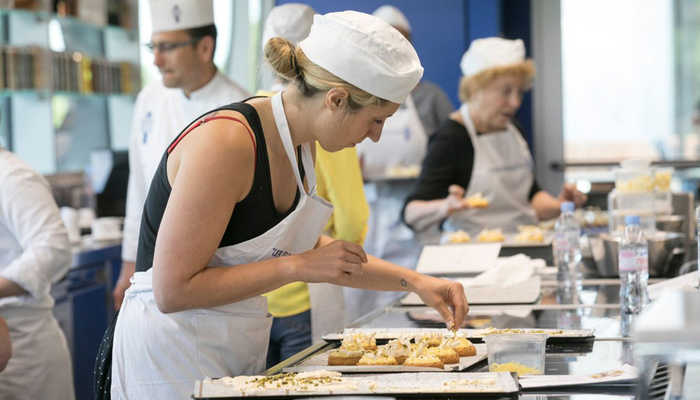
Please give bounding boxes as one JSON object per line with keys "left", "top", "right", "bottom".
{"left": 561, "top": 0, "right": 674, "bottom": 163}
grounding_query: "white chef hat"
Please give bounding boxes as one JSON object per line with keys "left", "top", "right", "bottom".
{"left": 262, "top": 3, "right": 315, "bottom": 51}
{"left": 298, "top": 11, "right": 423, "bottom": 104}
{"left": 149, "top": 0, "right": 214, "bottom": 34}
{"left": 372, "top": 5, "right": 411, "bottom": 34}
{"left": 460, "top": 37, "right": 526, "bottom": 77}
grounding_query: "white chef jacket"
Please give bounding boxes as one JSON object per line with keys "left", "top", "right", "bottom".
{"left": 0, "top": 149, "right": 75, "bottom": 400}
{"left": 121, "top": 72, "right": 250, "bottom": 262}
{"left": 0, "top": 149, "right": 71, "bottom": 309}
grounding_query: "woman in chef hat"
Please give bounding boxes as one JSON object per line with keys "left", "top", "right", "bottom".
{"left": 403, "top": 37, "right": 586, "bottom": 237}
{"left": 257, "top": 2, "right": 371, "bottom": 369}
{"left": 108, "top": 11, "right": 467, "bottom": 399}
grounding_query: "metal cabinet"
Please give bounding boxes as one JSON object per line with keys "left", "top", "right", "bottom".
{"left": 53, "top": 244, "right": 120, "bottom": 400}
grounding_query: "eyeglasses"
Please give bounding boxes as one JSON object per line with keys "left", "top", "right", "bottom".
{"left": 144, "top": 38, "right": 199, "bottom": 53}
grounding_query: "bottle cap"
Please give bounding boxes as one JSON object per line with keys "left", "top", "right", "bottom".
{"left": 625, "top": 215, "right": 640, "bottom": 226}
{"left": 560, "top": 201, "right": 574, "bottom": 213}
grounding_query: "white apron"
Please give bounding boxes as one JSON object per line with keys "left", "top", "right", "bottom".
{"left": 357, "top": 95, "right": 427, "bottom": 181}
{"left": 345, "top": 95, "right": 426, "bottom": 325}
{"left": 445, "top": 103, "right": 537, "bottom": 234}
{"left": 0, "top": 308, "right": 74, "bottom": 400}
{"left": 110, "top": 93, "right": 333, "bottom": 399}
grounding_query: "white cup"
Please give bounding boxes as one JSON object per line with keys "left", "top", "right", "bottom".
{"left": 91, "top": 217, "right": 122, "bottom": 241}
{"left": 78, "top": 208, "right": 96, "bottom": 229}
{"left": 60, "top": 207, "right": 81, "bottom": 243}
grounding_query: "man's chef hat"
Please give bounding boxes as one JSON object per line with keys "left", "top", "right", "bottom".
{"left": 262, "top": 3, "right": 315, "bottom": 51}
{"left": 298, "top": 11, "right": 423, "bottom": 104}
{"left": 460, "top": 37, "right": 526, "bottom": 78}
{"left": 372, "top": 5, "right": 411, "bottom": 34}
{"left": 149, "top": 0, "right": 214, "bottom": 34}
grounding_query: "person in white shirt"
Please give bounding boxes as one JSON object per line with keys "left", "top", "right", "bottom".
{"left": 0, "top": 148, "right": 74, "bottom": 400}
{"left": 113, "top": 0, "right": 250, "bottom": 309}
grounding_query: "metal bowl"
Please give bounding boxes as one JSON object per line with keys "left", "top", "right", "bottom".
{"left": 590, "top": 231, "right": 685, "bottom": 278}
{"left": 655, "top": 215, "right": 685, "bottom": 234}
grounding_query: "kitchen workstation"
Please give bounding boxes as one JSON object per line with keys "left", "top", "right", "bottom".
{"left": 3, "top": 1, "right": 700, "bottom": 399}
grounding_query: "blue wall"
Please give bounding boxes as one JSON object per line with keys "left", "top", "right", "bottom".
{"left": 275, "top": 0, "right": 534, "bottom": 149}
{"left": 277, "top": 0, "right": 469, "bottom": 108}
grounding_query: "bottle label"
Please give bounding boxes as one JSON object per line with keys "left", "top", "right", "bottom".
{"left": 619, "top": 250, "right": 646, "bottom": 272}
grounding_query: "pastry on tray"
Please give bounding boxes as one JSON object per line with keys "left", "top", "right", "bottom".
{"left": 444, "top": 336, "right": 477, "bottom": 357}
{"left": 463, "top": 192, "right": 489, "bottom": 208}
{"left": 417, "top": 332, "right": 443, "bottom": 347}
{"left": 342, "top": 332, "right": 377, "bottom": 351}
{"left": 403, "top": 343, "right": 444, "bottom": 369}
{"left": 447, "top": 230, "right": 471, "bottom": 243}
{"left": 383, "top": 338, "right": 411, "bottom": 364}
{"left": 477, "top": 228, "right": 505, "bottom": 242}
{"left": 357, "top": 351, "right": 398, "bottom": 366}
{"left": 427, "top": 345, "right": 460, "bottom": 364}
{"left": 514, "top": 225, "right": 545, "bottom": 243}
{"left": 327, "top": 346, "right": 363, "bottom": 366}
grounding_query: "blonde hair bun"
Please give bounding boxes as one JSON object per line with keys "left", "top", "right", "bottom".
{"left": 264, "top": 37, "right": 298, "bottom": 81}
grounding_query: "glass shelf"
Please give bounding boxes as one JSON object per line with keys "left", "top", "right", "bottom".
{"left": 0, "top": 7, "right": 136, "bottom": 36}
{"left": 0, "top": 89, "right": 136, "bottom": 99}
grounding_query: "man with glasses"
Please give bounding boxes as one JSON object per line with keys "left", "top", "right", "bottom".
{"left": 113, "top": 0, "right": 249, "bottom": 310}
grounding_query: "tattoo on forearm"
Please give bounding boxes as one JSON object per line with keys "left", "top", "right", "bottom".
{"left": 400, "top": 278, "right": 408, "bottom": 288}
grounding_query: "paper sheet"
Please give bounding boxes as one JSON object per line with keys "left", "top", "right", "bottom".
{"left": 416, "top": 243, "right": 501, "bottom": 275}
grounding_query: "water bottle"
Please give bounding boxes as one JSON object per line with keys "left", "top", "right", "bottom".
{"left": 619, "top": 215, "right": 649, "bottom": 315}
{"left": 554, "top": 202, "right": 582, "bottom": 290}
{"left": 696, "top": 205, "right": 700, "bottom": 273}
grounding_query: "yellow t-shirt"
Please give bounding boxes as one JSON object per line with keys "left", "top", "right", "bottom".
{"left": 258, "top": 91, "right": 369, "bottom": 317}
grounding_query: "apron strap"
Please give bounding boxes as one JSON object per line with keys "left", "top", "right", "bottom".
{"left": 271, "top": 92, "right": 317, "bottom": 194}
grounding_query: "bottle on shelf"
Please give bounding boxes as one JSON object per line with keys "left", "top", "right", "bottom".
{"left": 619, "top": 215, "right": 650, "bottom": 315}
{"left": 554, "top": 201, "right": 582, "bottom": 291}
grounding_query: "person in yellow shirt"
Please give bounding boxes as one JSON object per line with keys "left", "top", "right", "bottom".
{"left": 258, "top": 3, "right": 369, "bottom": 368}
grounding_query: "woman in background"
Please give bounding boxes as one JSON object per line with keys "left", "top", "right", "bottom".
{"left": 0, "top": 147, "right": 74, "bottom": 399}
{"left": 403, "top": 37, "right": 585, "bottom": 237}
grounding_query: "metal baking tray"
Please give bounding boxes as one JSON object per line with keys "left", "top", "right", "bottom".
{"left": 193, "top": 371, "right": 520, "bottom": 399}
{"left": 282, "top": 343, "right": 487, "bottom": 374}
{"left": 322, "top": 328, "right": 595, "bottom": 343}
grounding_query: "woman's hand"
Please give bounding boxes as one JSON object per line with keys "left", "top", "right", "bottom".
{"left": 293, "top": 240, "right": 367, "bottom": 283}
{"left": 414, "top": 275, "right": 468, "bottom": 329}
{"left": 444, "top": 184, "right": 471, "bottom": 216}
{"left": 558, "top": 183, "right": 587, "bottom": 207}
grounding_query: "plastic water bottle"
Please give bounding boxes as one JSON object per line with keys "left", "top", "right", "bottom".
{"left": 619, "top": 215, "right": 649, "bottom": 315}
{"left": 554, "top": 202, "right": 582, "bottom": 290}
{"left": 696, "top": 206, "right": 700, "bottom": 272}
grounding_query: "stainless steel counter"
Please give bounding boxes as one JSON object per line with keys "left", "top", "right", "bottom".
{"left": 267, "top": 274, "right": 684, "bottom": 399}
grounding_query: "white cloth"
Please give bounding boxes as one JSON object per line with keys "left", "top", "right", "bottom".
{"left": 445, "top": 103, "right": 537, "bottom": 233}
{"left": 460, "top": 37, "right": 526, "bottom": 78}
{"left": 299, "top": 11, "right": 423, "bottom": 103}
{"left": 0, "top": 309, "right": 74, "bottom": 400}
{"left": 122, "top": 72, "right": 249, "bottom": 263}
{"left": 0, "top": 149, "right": 74, "bottom": 399}
{"left": 111, "top": 92, "right": 333, "bottom": 399}
{"left": 262, "top": 3, "right": 314, "bottom": 50}
{"left": 149, "top": 0, "right": 214, "bottom": 33}
{"left": 0, "top": 150, "right": 72, "bottom": 309}
{"left": 372, "top": 5, "right": 411, "bottom": 33}
{"left": 357, "top": 94, "right": 426, "bottom": 180}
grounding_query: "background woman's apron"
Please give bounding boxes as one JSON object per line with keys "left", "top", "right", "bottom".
{"left": 110, "top": 93, "right": 333, "bottom": 399}
{"left": 445, "top": 103, "right": 537, "bottom": 234}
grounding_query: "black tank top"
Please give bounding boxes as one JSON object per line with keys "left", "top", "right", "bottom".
{"left": 135, "top": 101, "right": 304, "bottom": 272}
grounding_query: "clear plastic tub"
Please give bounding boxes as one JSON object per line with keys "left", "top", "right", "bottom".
{"left": 484, "top": 333, "right": 546, "bottom": 376}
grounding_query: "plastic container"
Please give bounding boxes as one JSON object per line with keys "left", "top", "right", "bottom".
{"left": 484, "top": 333, "right": 546, "bottom": 376}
